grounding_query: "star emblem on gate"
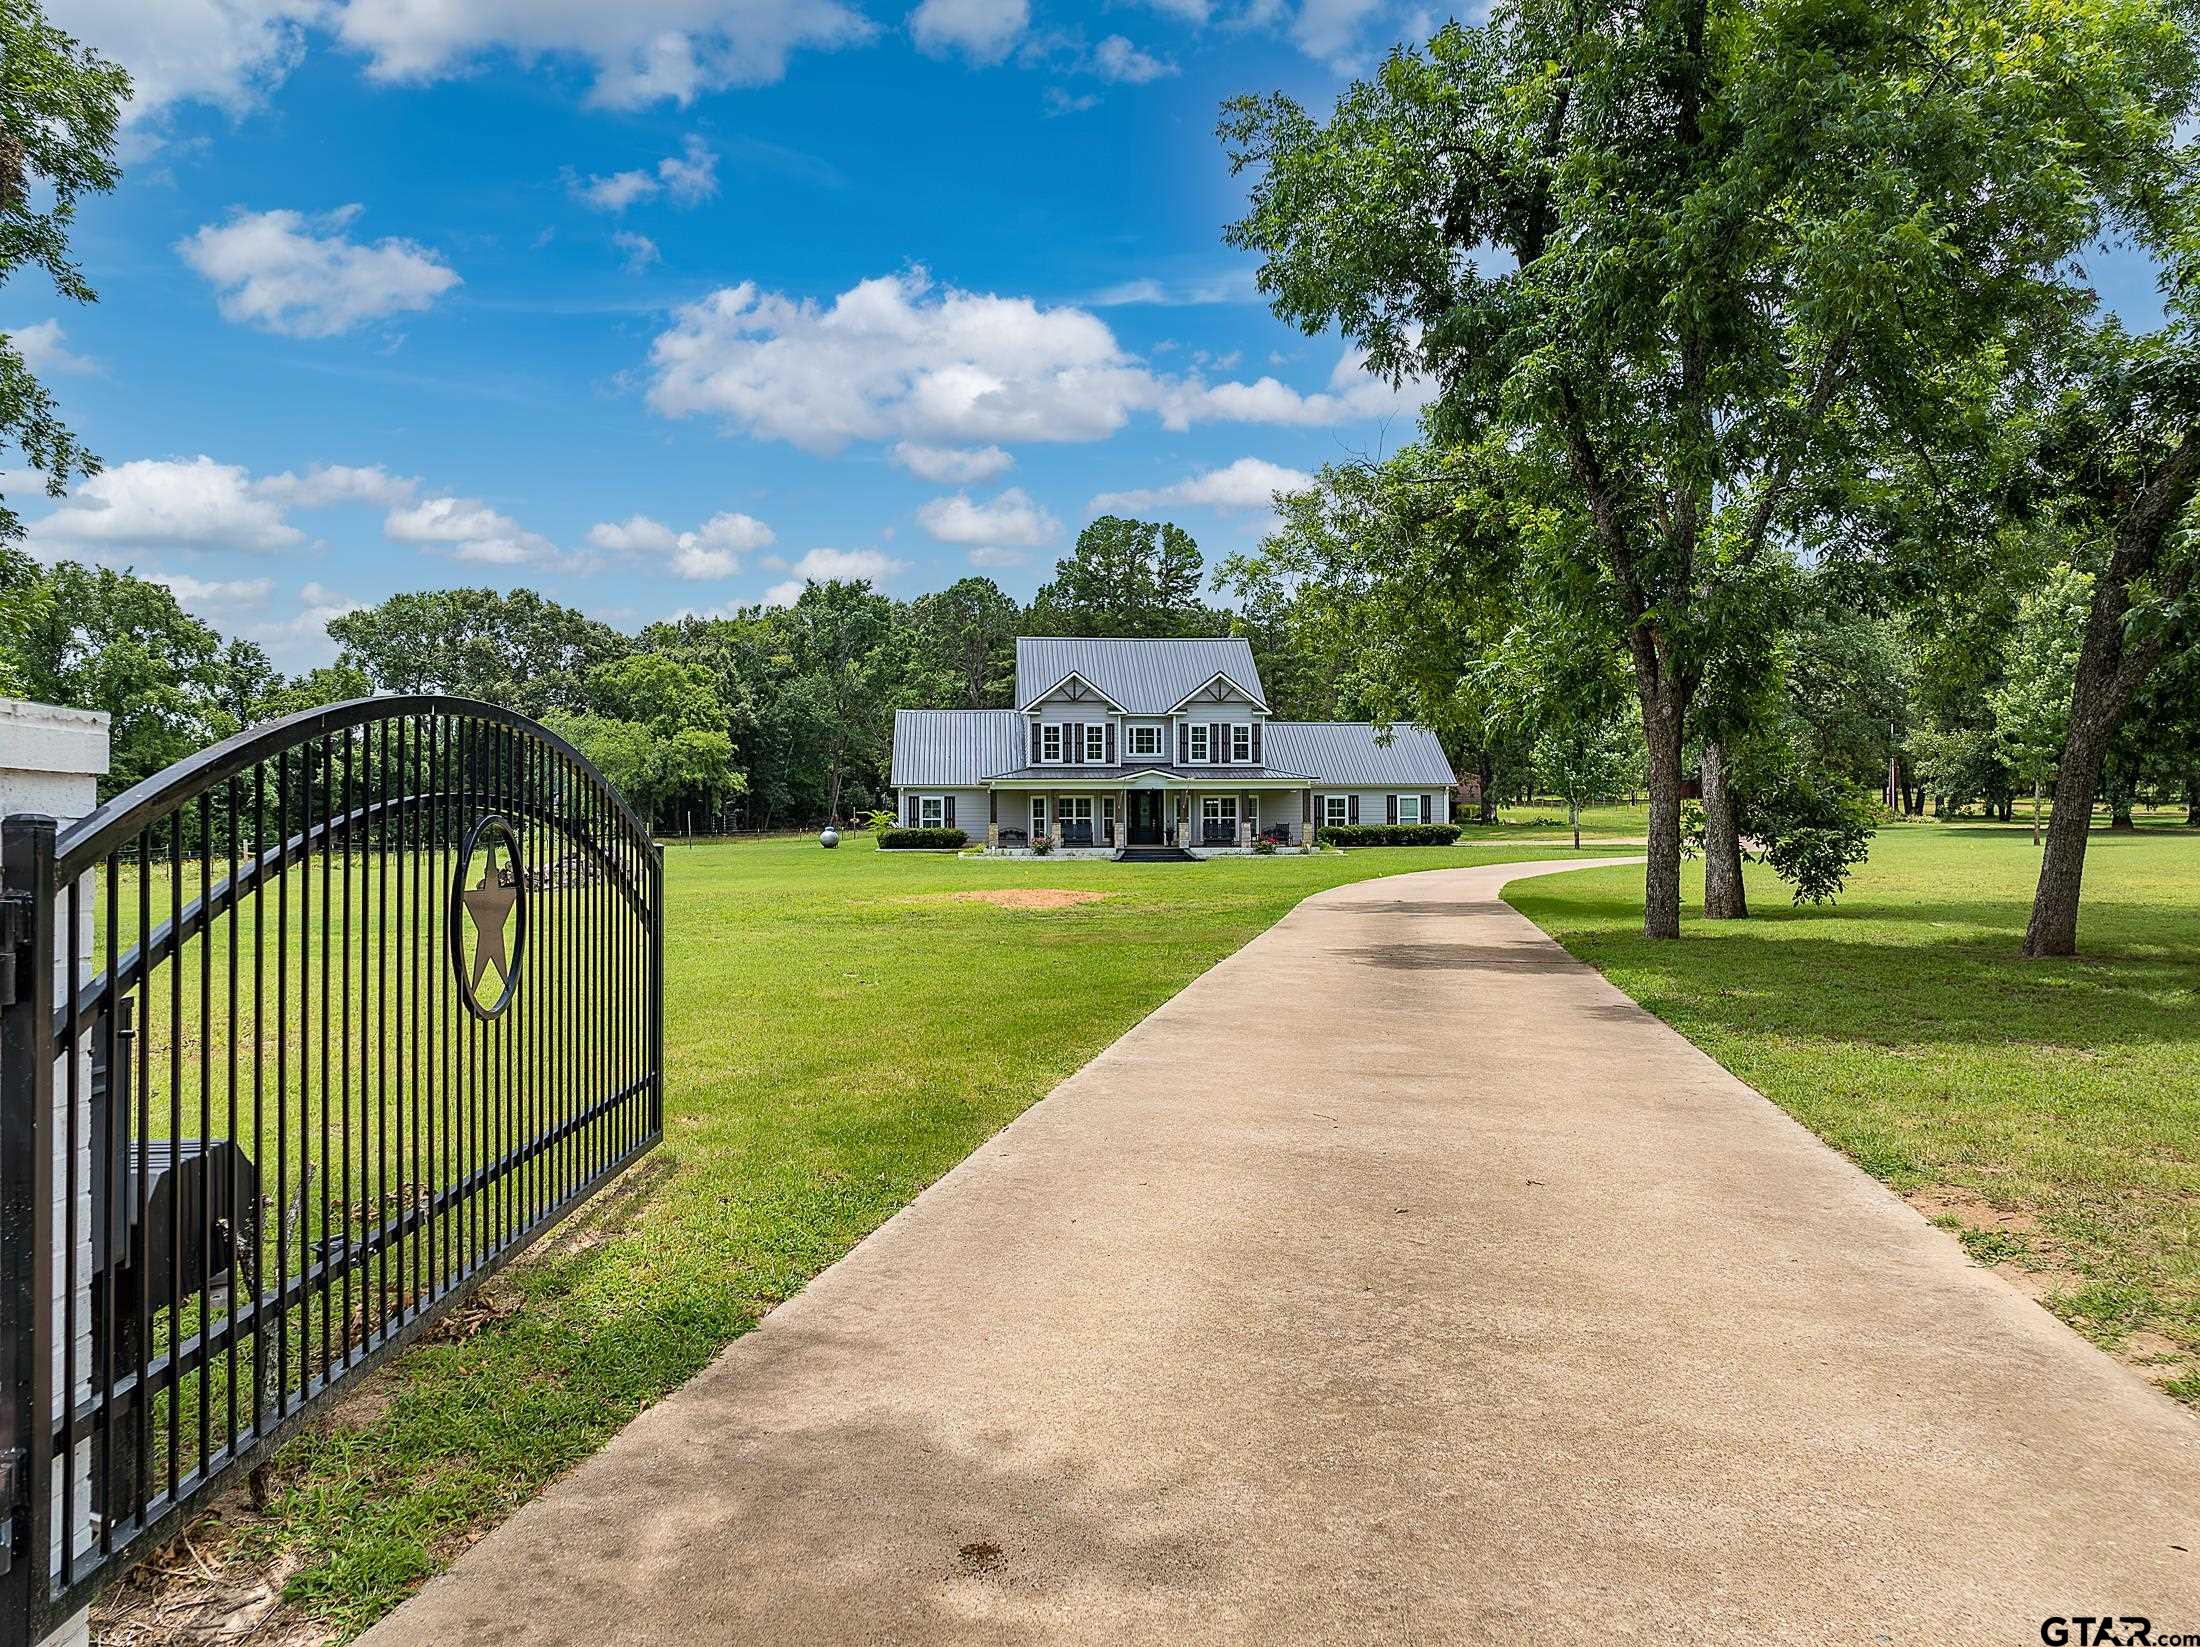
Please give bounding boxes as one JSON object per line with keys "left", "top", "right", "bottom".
{"left": 462, "top": 855, "right": 517, "bottom": 993}
{"left": 450, "top": 815, "right": 528, "bottom": 1018}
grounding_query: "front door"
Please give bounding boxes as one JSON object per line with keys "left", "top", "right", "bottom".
{"left": 1128, "top": 790, "right": 1164, "bottom": 845}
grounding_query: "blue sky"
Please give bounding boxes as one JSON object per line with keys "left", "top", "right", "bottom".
{"left": 8, "top": 1, "right": 2166, "bottom": 672}
{"left": 9, "top": 0, "right": 1446, "bottom": 669}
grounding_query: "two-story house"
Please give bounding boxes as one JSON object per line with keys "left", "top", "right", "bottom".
{"left": 890, "top": 636, "right": 1457, "bottom": 855}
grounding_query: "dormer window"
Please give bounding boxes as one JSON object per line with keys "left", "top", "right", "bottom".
{"left": 1231, "top": 724, "right": 1252, "bottom": 763}
{"left": 1188, "top": 724, "right": 1211, "bottom": 763}
{"left": 1128, "top": 724, "right": 1161, "bottom": 758}
{"left": 1085, "top": 724, "right": 1106, "bottom": 763}
{"left": 1041, "top": 724, "right": 1063, "bottom": 763}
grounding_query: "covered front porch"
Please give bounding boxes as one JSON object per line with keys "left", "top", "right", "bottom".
{"left": 979, "top": 772, "right": 1318, "bottom": 855}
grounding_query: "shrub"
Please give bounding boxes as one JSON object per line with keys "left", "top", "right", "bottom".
{"left": 878, "top": 826, "right": 967, "bottom": 849}
{"left": 1314, "top": 823, "right": 1462, "bottom": 848}
{"left": 1251, "top": 836, "right": 1279, "bottom": 855}
{"left": 1029, "top": 832, "right": 1055, "bottom": 855}
{"left": 863, "top": 808, "right": 896, "bottom": 839}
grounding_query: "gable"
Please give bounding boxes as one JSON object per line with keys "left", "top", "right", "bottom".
{"left": 1015, "top": 637, "right": 1265, "bottom": 715}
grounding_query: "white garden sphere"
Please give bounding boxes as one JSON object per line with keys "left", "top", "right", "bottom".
{"left": 819, "top": 827, "right": 840, "bottom": 849}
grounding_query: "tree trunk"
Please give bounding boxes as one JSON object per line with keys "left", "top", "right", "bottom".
{"left": 825, "top": 761, "right": 844, "bottom": 825}
{"left": 1569, "top": 794, "right": 1581, "bottom": 850}
{"left": 2026, "top": 424, "right": 2200, "bottom": 956}
{"left": 2185, "top": 773, "right": 2199, "bottom": 827}
{"left": 2031, "top": 776, "right": 2042, "bottom": 847}
{"left": 1638, "top": 677, "right": 1687, "bottom": 940}
{"left": 1477, "top": 750, "right": 1498, "bottom": 824}
{"left": 1700, "top": 740, "right": 1747, "bottom": 920}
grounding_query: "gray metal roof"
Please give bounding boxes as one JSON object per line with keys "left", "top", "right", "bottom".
{"left": 1262, "top": 722, "right": 1457, "bottom": 785}
{"left": 1015, "top": 637, "right": 1265, "bottom": 714}
{"left": 889, "top": 709, "right": 1024, "bottom": 787}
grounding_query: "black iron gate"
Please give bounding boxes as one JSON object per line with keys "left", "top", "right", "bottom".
{"left": 0, "top": 697, "right": 663, "bottom": 1644}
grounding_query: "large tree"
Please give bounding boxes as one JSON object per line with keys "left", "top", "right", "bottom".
{"left": 908, "top": 576, "right": 1022, "bottom": 707}
{"left": 0, "top": 0, "right": 128, "bottom": 689}
{"left": 328, "top": 587, "right": 629, "bottom": 716}
{"left": 2022, "top": 319, "right": 2200, "bottom": 953}
{"left": 1222, "top": 0, "right": 2191, "bottom": 938}
{"left": 1030, "top": 516, "right": 1215, "bottom": 638}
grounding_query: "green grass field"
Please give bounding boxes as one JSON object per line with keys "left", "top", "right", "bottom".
{"left": 1506, "top": 824, "right": 2200, "bottom": 1402}
{"left": 141, "top": 837, "right": 1602, "bottom": 1639}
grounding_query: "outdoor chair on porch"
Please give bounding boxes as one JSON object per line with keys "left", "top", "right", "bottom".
{"left": 1062, "top": 821, "right": 1096, "bottom": 847}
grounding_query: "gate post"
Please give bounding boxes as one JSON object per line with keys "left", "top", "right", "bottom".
{"left": 0, "top": 817, "right": 56, "bottom": 1647}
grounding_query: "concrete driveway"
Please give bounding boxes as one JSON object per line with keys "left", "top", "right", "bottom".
{"left": 362, "top": 859, "right": 2200, "bottom": 1646}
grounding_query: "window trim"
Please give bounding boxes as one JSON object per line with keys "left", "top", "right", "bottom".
{"left": 919, "top": 794, "right": 945, "bottom": 829}
{"left": 1231, "top": 723, "right": 1252, "bottom": 764}
{"left": 1188, "top": 723, "right": 1211, "bottom": 764}
{"left": 1040, "top": 723, "right": 1063, "bottom": 764}
{"left": 1128, "top": 724, "right": 1161, "bottom": 758}
{"left": 1396, "top": 793, "right": 1422, "bottom": 825}
{"left": 1031, "top": 796, "right": 1048, "bottom": 837}
{"left": 1085, "top": 723, "right": 1106, "bottom": 763}
{"left": 1324, "top": 794, "right": 1349, "bottom": 828}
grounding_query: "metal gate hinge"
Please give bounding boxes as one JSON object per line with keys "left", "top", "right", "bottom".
{"left": 0, "top": 889, "right": 35, "bottom": 1010}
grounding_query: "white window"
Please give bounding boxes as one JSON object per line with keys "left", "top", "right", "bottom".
{"left": 919, "top": 795, "right": 945, "bottom": 828}
{"left": 1397, "top": 794, "right": 1422, "bottom": 825}
{"left": 1188, "top": 723, "right": 1211, "bottom": 764}
{"left": 1324, "top": 795, "right": 1349, "bottom": 827}
{"left": 1128, "top": 724, "right": 1161, "bottom": 757}
{"left": 1231, "top": 724, "right": 1252, "bottom": 763}
{"left": 1085, "top": 723, "right": 1106, "bottom": 763}
{"left": 1031, "top": 797, "right": 1047, "bottom": 837}
{"left": 1062, "top": 796, "right": 1094, "bottom": 840}
{"left": 1041, "top": 724, "right": 1062, "bottom": 763}
{"left": 1102, "top": 795, "right": 1116, "bottom": 842}
{"left": 1201, "top": 796, "right": 1238, "bottom": 841}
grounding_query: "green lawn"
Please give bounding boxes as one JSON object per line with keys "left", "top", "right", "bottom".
{"left": 157, "top": 837, "right": 1603, "bottom": 1640}
{"left": 1506, "top": 824, "right": 2200, "bottom": 1402}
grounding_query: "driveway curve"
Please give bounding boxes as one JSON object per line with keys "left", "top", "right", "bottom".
{"left": 363, "top": 859, "right": 2200, "bottom": 1646}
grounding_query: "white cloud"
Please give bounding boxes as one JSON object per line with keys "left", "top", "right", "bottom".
{"left": 613, "top": 231, "right": 662, "bottom": 273}
{"left": 1090, "top": 34, "right": 1174, "bottom": 82}
{"left": 1085, "top": 270, "right": 1255, "bottom": 307}
{"left": 256, "top": 463, "right": 418, "bottom": 507}
{"left": 144, "top": 571, "right": 279, "bottom": 607}
{"left": 384, "top": 494, "right": 562, "bottom": 566}
{"left": 177, "top": 206, "right": 461, "bottom": 338}
{"left": 9, "top": 320, "right": 95, "bottom": 375}
{"left": 908, "top": 0, "right": 1028, "bottom": 62}
{"left": 1134, "top": 0, "right": 1210, "bottom": 18}
{"left": 786, "top": 546, "right": 907, "bottom": 581}
{"left": 47, "top": 0, "right": 318, "bottom": 131}
{"left": 587, "top": 510, "right": 773, "bottom": 578}
{"left": 25, "top": 456, "right": 307, "bottom": 556}
{"left": 647, "top": 269, "right": 1427, "bottom": 453}
{"left": 332, "top": 0, "right": 874, "bottom": 108}
{"left": 916, "top": 486, "right": 1059, "bottom": 546}
{"left": 889, "top": 442, "right": 1014, "bottom": 483}
{"left": 570, "top": 135, "right": 720, "bottom": 212}
{"left": 1289, "top": 0, "right": 1386, "bottom": 66}
{"left": 967, "top": 545, "right": 1028, "bottom": 568}
{"left": 1090, "top": 456, "right": 1315, "bottom": 515}
{"left": 574, "top": 170, "right": 658, "bottom": 213}
{"left": 760, "top": 580, "right": 804, "bottom": 607}
{"left": 1043, "top": 87, "right": 1099, "bottom": 116}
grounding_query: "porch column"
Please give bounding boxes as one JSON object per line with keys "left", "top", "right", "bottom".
{"left": 1302, "top": 786, "right": 1315, "bottom": 853}
{"left": 1239, "top": 791, "right": 1251, "bottom": 849}
{"left": 986, "top": 788, "right": 998, "bottom": 850}
{"left": 1051, "top": 793, "right": 1062, "bottom": 845}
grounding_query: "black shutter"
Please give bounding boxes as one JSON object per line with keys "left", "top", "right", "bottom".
{"left": 1068, "top": 721, "right": 1081, "bottom": 764}
{"left": 1106, "top": 721, "right": 1116, "bottom": 763}
{"left": 905, "top": 793, "right": 917, "bottom": 825}
{"left": 1030, "top": 719, "right": 1041, "bottom": 764}
{"left": 1349, "top": 795, "right": 1361, "bottom": 824}
{"left": 1386, "top": 794, "right": 1398, "bottom": 825}
{"left": 944, "top": 795, "right": 957, "bottom": 827}
{"left": 1251, "top": 721, "right": 1262, "bottom": 764}
{"left": 1212, "top": 721, "right": 1224, "bottom": 765}
{"left": 1421, "top": 792, "right": 1433, "bottom": 822}
{"left": 1178, "top": 722, "right": 1189, "bottom": 764}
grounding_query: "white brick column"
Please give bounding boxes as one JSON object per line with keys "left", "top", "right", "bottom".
{"left": 1, "top": 699, "right": 110, "bottom": 1647}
